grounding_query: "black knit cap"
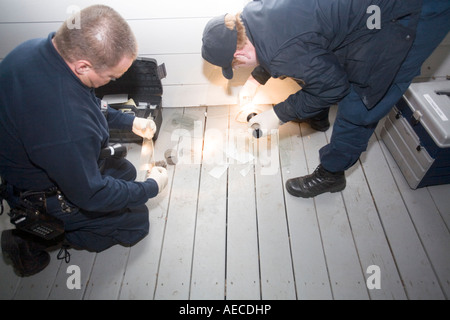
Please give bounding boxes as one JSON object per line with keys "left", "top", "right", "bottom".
{"left": 201, "top": 14, "right": 237, "bottom": 80}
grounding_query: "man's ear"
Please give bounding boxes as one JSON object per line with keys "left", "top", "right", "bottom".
{"left": 73, "top": 60, "right": 93, "bottom": 76}
{"left": 233, "top": 51, "right": 250, "bottom": 68}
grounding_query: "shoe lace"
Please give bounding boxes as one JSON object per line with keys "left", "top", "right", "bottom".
{"left": 305, "top": 165, "right": 332, "bottom": 189}
{"left": 57, "top": 244, "right": 71, "bottom": 263}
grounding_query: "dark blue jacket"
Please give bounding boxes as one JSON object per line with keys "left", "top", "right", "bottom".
{"left": 0, "top": 33, "right": 158, "bottom": 213}
{"left": 241, "top": 0, "right": 424, "bottom": 121}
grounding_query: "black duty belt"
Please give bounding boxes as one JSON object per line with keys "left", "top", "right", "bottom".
{"left": 0, "top": 180, "right": 66, "bottom": 241}
{"left": 1, "top": 181, "right": 73, "bottom": 215}
{"left": 10, "top": 185, "right": 59, "bottom": 198}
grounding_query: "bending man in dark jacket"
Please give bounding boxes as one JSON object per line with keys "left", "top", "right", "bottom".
{"left": 202, "top": 0, "right": 450, "bottom": 197}
{"left": 0, "top": 5, "right": 168, "bottom": 276}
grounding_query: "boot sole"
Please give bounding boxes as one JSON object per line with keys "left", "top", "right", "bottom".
{"left": 286, "top": 182, "right": 345, "bottom": 198}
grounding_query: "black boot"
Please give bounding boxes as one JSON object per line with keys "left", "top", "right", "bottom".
{"left": 306, "top": 109, "right": 330, "bottom": 132}
{"left": 1, "top": 229, "right": 51, "bottom": 277}
{"left": 294, "top": 109, "right": 330, "bottom": 132}
{"left": 286, "top": 164, "right": 346, "bottom": 198}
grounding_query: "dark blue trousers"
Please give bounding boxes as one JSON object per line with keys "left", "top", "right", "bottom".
{"left": 47, "top": 157, "right": 149, "bottom": 252}
{"left": 320, "top": 0, "right": 450, "bottom": 172}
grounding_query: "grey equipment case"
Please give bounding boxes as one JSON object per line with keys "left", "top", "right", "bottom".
{"left": 380, "top": 81, "right": 450, "bottom": 189}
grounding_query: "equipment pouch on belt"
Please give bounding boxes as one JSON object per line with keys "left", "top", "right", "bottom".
{"left": 1, "top": 187, "right": 65, "bottom": 240}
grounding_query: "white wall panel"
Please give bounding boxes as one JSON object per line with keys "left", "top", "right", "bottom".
{"left": 130, "top": 18, "right": 207, "bottom": 55}
{"left": 153, "top": 53, "right": 211, "bottom": 85}
{"left": 0, "top": 17, "right": 209, "bottom": 57}
{"left": 0, "top": 0, "right": 250, "bottom": 22}
{"left": 0, "top": 0, "right": 256, "bottom": 107}
{"left": 0, "top": 23, "right": 60, "bottom": 58}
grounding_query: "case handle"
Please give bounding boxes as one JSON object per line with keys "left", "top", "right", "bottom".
{"left": 411, "top": 110, "right": 422, "bottom": 126}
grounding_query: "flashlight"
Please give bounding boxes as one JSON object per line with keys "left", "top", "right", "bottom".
{"left": 247, "top": 112, "right": 262, "bottom": 139}
{"left": 100, "top": 143, "right": 128, "bottom": 159}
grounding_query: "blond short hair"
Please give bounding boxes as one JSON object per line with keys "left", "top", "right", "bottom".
{"left": 54, "top": 5, "right": 138, "bottom": 71}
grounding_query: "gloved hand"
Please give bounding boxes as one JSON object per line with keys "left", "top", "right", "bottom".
{"left": 146, "top": 166, "right": 168, "bottom": 194}
{"left": 132, "top": 117, "right": 157, "bottom": 140}
{"left": 238, "top": 76, "right": 260, "bottom": 106}
{"left": 248, "top": 108, "right": 282, "bottom": 138}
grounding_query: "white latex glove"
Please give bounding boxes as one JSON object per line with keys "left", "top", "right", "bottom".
{"left": 238, "top": 76, "right": 260, "bottom": 106}
{"left": 248, "top": 108, "right": 282, "bottom": 138}
{"left": 146, "top": 166, "right": 168, "bottom": 194}
{"left": 132, "top": 117, "right": 157, "bottom": 140}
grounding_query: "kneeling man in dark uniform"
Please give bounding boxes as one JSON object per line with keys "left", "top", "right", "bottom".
{"left": 0, "top": 5, "right": 168, "bottom": 276}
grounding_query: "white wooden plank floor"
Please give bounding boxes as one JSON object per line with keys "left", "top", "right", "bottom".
{"left": 1, "top": 105, "right": 449, "bottom": 300}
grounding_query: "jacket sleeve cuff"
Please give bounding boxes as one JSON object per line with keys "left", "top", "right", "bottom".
{"left": 106, "top": 106, "right": 135, "bottom": 131}
{"left": 251, "top": 66, "right": 271, "bottom": 85}
{"left": 273, "top": 100, "right": 298, "bottom": 123}
{"left": 143, "top": 179, "right": 159, "bottom": 198}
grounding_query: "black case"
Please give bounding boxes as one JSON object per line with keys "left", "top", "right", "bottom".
{"left": 95, "top": 57, "right": 166, "bottom": 142}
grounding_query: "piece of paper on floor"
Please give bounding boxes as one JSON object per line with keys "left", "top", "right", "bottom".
{"left": 226, "top": 145, "right": 254, "bottom": 164}
{"left": 239, "top": 165, "right": 252, "bottom": 177}
{"left": 208, "top": 165, "right": 229, "bottom": 179}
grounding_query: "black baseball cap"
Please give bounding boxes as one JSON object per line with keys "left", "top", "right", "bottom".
{"left": 201, "top": 14, "right": 237, "bottom": 80}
